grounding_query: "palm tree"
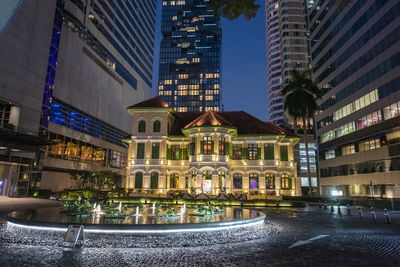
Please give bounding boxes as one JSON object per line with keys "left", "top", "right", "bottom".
{"left": 209, "top": 0, "right": 260, "bottom": 20}
{"left": 280, "top": 69, "right": 321, "bottom": 196}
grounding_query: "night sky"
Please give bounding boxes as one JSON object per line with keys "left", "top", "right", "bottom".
{"left": 152, "top": 0, "right": 268, "bottom": 121}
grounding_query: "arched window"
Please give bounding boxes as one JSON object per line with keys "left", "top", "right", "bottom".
{"left": 150, "top": 172, "right": 158, "bottom": 189}
{"left": 265, "top": 173, "right": 275, "bottom": 189}
{"left": 170, "top": 173, "right": 179, "bottom": 189}
{"left": 233, "top": 173, "right": 242, "bottom": 189}
{"left": 280, "top": 174, "right": 291, "bottom": 189}
{"left": 218, "top": 171, "right": 225, "bottom": 188}
{"left": 138, "top": 120, "right": 146, "bottom": 133}
{"left": 135, "top": 172, "right": 143, "bottom": 189}
{"left": 185, "top": 174, "right": 189, "bottom": 188}
{"left": 153, "top": 120, "right": 161, "bottom": 132}
{"left": 249, "top": 173, "right": 259, "bottom": 189}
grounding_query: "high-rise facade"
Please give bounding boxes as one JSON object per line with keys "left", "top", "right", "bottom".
{"left": 157, "top": 0, "right": 222, "bottom": 112}
{"left": 310, "top": 0, "right": 400, "bottom": 197}
{"left": 266, "top": 0, "right": 309, "bottom": 127}
{"left": 0, "top": 0, "right": 156, "bottom": 195}
{"left": 265, "top": 0, "right": 317, "bottom": 194}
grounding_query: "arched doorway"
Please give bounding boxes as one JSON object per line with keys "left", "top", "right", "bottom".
{"left": 202, "top": 170, "right": 212, "bottom": 193}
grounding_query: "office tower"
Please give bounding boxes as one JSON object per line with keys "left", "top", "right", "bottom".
{"left": 157, "top": 0, "right": 222, "bottom": 112}
{"left": 0, "top": 0, "right": 156, "bottom": 195}
{"left": 266, "top": 0, "right": 309, "bottom": 126}
{"left": 265, "top": 0, "right": 317, "bottom": 194}
{"left": 311, "top": 0, "right": 400, "bottom": 197}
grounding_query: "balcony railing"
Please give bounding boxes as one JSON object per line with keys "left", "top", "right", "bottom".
{"left": 190, "top": 154, "right": 229, "bottom": 163}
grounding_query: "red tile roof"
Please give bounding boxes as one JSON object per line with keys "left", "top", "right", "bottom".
{"left": 127, "top": 97, "right": 288, "bottom": 136}
{"left": 184, "top": 110, "right": 233, "bottom": 128}
{"left": 127, "top": 97, "right": 169, "bottom": 109}
{"left": 169, "top": 111, "right": 287, "bottom": 136}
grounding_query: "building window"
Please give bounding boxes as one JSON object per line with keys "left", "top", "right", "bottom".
{"left": 383, "top": 100, "right": 400, "bottom": 120}
{"left": 325, "top": 149, "right": 335, "bottom": 159}
{"left": 171, "top": 145, "right": 180, "bottom": 160}
{"left": 190, "top": 137, "right": 196, "bottom": 155}
{"left": 150, "top": 172, "right": 158, "bottom": 189}
{"left": 137, "top": 143, "right": 145, "bottom": 159}
{"left": 342, "top": 144, "right": 355, "bottom": 156}
{"left": 135, "top": 172, "right": 143, "bottom": 189}
{"left": 280, "top": 146, "right": 288, "bottom": 161}
{"left": 185, "top": 174, "right": 189, "bottom": 188}
{"left": 249, "top": 173, "right": 259, "bottom": 189}
{"left": 265, "top": 173, "right": 275, "bottom": 189}
{"left": 248, "top": 144, "right": 258, "bottom": 160}
{"left": 218, "top": 171, "right": 225, "bottom": 188}
{"left": 233, "top": 173, "right": 242, "bottom": 189}
{"left": 0, "top": 104, "right": 11, "bottom": 127}
{"left": 191, "top": 170, "right": 196, "bottom": 188}
{"left": 138, "top": 120, "right": 146, "bottom": 133}
{"left": 359, "top": 138, "right": 381, "bottom": 151}
{"left": 280, "top": 174, "right": 291, "bottom": 189}
{"left": 202, "top": 136, "right": 213, "bottom": 155}
{"left": 151, "top": 143, "right": 160, "bottom": 159}
{"left": 153, "top": 120, "right": 161, "bottom": 132}
{"left": 219, "top": 136, "right": 225, "bottom": 155}
{"left": 170, "top": 173, "right": 179, "bottom": 189}
{"left": 233, "top": 144, "right": 242, "bottom": 159}
{"left": 356, "top": 110, "right": 382, "bottom": 129}
{"left": 264, "top": 144, "right": 274, "bottom": 160}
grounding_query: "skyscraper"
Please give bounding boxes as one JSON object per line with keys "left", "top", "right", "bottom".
{"left": 157, "top": 0, "right": 222, "bottom": 112}
{"left": 0, "top": 0, "right": 156, "bottom": 195}
{"left": 265, "top": 0, "right": 308, "bottom": 127}
{"left": 265, "top": 0, "right": 317, "bottom": 194}
{"left": 311, "top": 0, "right": 400, "bottom": 197}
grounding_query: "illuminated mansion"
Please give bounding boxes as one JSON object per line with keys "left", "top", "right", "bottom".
{"left": 124, "top": 97, "right": 300, "bottom": 198}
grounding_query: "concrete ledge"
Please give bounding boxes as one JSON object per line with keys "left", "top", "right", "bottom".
{"left": 6, "top": 212, "right": 265, "bottom": 234}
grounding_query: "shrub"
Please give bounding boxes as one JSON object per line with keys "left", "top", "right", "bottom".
{"left": 30, "top": 189, "right": 52, "bottom": 199}
{"left": 59, "top": 189, "right": 106, "bottom": 200}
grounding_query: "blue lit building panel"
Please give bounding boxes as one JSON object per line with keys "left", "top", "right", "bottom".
{"left": 157, "top": 0, "right": 222, "bottom": 112}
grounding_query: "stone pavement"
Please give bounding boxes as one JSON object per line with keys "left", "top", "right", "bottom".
{"left": 0, "top": 204, "right": 399, "bottom": 266}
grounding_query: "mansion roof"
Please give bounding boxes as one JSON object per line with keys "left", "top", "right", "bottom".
{"left": 129, "top": 97, "right": 289, "bottom": 136}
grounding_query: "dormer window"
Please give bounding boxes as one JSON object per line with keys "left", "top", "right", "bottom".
{"left": 153, "top": 120, "right": 161, "bottom": 132}
{"left": 138, "top": 120, "right": 146, "bottom": 133}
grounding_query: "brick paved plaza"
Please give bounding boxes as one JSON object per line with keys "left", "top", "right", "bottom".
{"left": 0, "top": 198, "right": 399, "bottom": 267}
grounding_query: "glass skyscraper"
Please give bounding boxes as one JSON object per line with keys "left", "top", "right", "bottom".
{"left": 0, "top": 0, "right": 156, "bottom": 195}
{"left": 157, "top": 0, "right": 222, "bottom": 112}
{"left": 311, "top": 0, "right": 400, "bottom": 198}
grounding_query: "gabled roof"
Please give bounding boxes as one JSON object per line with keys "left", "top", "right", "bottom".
{"left": 169, "top": 111, "right": 287, "bottom": 136}
{"left": 127, "top": 96, "right": 169, "bottom": 109}
{"left": 218, "top": 111, "right": 286, "bottom": 135}
{"left": 184, "top": 110, "right": 233, "bottom": 129}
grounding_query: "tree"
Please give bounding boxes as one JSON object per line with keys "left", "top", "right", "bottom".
{"left": 69, "top": 171, "right": 91, "bottom": 189}
{"left": 208, "top": 0, "right": 354, "bottom": 21}
{"left": 209, "top": 0, "right": 260, "bottom": 20}
{"left": 279, "top": 69, "right": 321, "bottom": 195}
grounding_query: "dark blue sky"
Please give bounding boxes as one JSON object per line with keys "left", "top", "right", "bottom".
{"left": 152, "top": 0, "right": 268, "bottom": 121}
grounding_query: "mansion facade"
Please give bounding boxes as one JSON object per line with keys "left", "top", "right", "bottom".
{"left": 125, "top": 97, "right": 300, "bottom": 198}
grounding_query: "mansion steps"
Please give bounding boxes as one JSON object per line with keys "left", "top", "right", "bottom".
{"left": 124, "top": 97, "right": 300, "bottom": 198}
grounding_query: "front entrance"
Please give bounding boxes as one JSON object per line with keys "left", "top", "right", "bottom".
{"left": 202, "top": 170, "right": 212, "bottom": 193}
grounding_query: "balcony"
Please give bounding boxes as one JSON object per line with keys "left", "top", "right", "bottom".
{"left": 189, "top": 154, "right": 229, "bottom": 163}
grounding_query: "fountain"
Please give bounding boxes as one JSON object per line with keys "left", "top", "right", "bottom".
{"left": 135, "top": 206, "right": 141, "bottom": 216}
{"left": 95, "top": 204, "right": 104, "bottom": 216}
{"left": 6, "top": 201, "right": 265, "bottom": 234}
{"left": 180, "top": 206, "right": 186, "bottom": 216}
{"left": 118, "top": 202, "right": 122, "bottom": 213}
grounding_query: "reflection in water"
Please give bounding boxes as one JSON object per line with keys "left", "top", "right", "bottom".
{"left": 9, "top": 205, "right": 263, "bottom": 225}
